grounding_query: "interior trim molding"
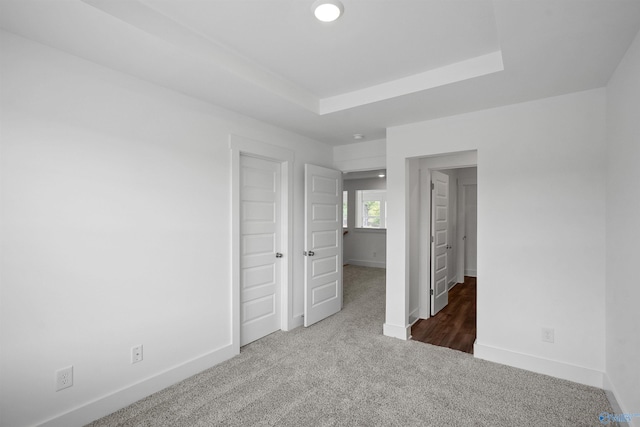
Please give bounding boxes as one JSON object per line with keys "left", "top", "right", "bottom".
{"left": 383, "top": 322, "right": 411, "bottom": 340}
{"left": 287, "top": 314, "right": 304, "bottom": 331}
{"left": 229, "top": 133, "right": 295, "bottom": 350}
{"left": 39, "top": 344, "right": 236, "bottom": 427}
{"left": 334, "top": 155, "right": 386, "bottom": 173}
{"left": 408, "top": 307, "right": 420, "bottom": 326}
{"left": 474, "top": 342, "right": 604, "bottom": 388}
{"left": 319, "top": 51, "right": 504, "bottom": 114}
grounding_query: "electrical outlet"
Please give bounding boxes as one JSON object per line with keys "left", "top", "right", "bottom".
{"left": 55, "top": 366, "right": 73, "bottom": 391}
{"left": 541, "top": 327, "right": 555, "bottom": 343}
{"left": 131, "top": 345, "right": 143, "bottom": 364}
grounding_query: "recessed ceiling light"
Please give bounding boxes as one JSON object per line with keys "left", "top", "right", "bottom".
{"left": 378, "top": 174, "right": 386, "bottom": 178}
{"left": 353, "top": 133, "right": 364, "bottom": 140}
{"left": 312, "top": 0, "right": 344, "bottom": 22}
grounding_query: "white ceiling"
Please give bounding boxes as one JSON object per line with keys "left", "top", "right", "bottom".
{"left": 143, "top": 0, "right": 501, "bottom": 97}
{"left": 1, "top": 0, "right": 640, "bottom": 146}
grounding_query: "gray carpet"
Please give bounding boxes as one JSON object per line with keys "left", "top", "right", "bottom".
{"left": 88, "top": 265, "right": 612, "bottom": 426}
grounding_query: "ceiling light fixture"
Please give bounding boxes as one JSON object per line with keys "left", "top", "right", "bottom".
{"left": 312, "top": 0, "right": 344, "bottom": 22}
{"left": 353, "top": 133, "right": 364, "bottom": 140}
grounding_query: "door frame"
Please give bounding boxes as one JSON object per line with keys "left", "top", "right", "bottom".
{"left": 230, "top": 134, "right": 294, "bottom": 354}
{"left": 417, "top": 152, "right": 477, "bottom": 320}
{"left": 456, "top": 177, "right": 477, "bottom": 283}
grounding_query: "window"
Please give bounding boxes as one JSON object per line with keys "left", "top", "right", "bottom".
{"left": 356, "top": 190, "right": 387, "bottom": 229}
{"left": 342, "top": 190, "right": 348, "bottom": 228}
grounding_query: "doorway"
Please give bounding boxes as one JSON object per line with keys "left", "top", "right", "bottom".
{"left": 410, "top": 153, "right": 478, "bottom": 353}
{"left": 341, "top": 169, "right": 387, "bottom": 270}
{"left": 239, "top": 154, "right": 283, "bottom": 346}
{"left": 427, "top": 167, "right": 477, "bottom": 316}
{"left": 230, "top": 135, "right": 293, "bottom": 353}
{"left": 458, "top": 178, "right": 478, "bottom": 281}
{"left": 460, "top": 181, "right": 477, "bottom": 279}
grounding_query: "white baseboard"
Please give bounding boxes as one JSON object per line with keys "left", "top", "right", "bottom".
{"left": 39, "top": 344, "right": 237, "bottom": 427}
{"left": 464, "top": 269, "right": 477, "bottom": 277}
{"left": 408, "top": 307, "right": 420, "bottom": 326}
{"left": 603, "top": 373, "right": 640, "bottom": 427}
{"left": 383, "top": 322, "right": 411, "bottom": 340}
{"left": 286, "top": 314, "right": 304, "bottom": 331}
{"left": 474, "top": 342, "right": 604, "bottom": 388}
{"left": 448, "top": 279, "right": 458, "bottom": 290}
{"left": 346, "top": 259, "right": 386, "bottom": 269}
{"left": 603, "top": 373, "right": 624, "bottom": 415}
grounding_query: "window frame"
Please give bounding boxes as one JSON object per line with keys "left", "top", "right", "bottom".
{"left": 355, "top": 189, "right": 387, "bottom": 230}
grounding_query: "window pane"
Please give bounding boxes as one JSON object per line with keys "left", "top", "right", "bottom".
{"left": 363, "top": 200, "right": 381, "bottom": 228}
{"left": 355, "top": 189, "right": 386, "bottom": 229}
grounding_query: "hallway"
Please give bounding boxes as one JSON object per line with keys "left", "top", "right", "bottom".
{"left": 411, "top": 277, "right": 477, "bottom": 354}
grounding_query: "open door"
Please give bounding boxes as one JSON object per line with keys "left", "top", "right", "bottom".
{"left": 304, "top": 164, "right": 343, "bottom": 327}
{"left": 431, "top": 170, "right": 449, "bottom": 315}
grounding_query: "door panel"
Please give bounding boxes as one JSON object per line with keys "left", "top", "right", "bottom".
{"left": 312, "top": 281, "right": 339, "bottom": 305}
{"left": 312, "top": 255, "right": 339, "bottom": 277}
{"left": 431, "top": 170, "right": 449, "bottom": 315}
{"left": 242, "top": 295, "right": 276, "bottom": 324}
{"left": 312, "top": 229, "right": 339, "bottom": 249}
{"left": 304, "top": 164, "right": 343, "bottom": 327}
{"left": 240, "top": 155, "right": 281, "bottom": 345}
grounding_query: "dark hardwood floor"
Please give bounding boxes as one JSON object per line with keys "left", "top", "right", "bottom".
{"left": 411, "top": 276, "right": 476, "bottom": 354}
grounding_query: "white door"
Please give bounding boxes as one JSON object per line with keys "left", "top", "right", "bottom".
{"left": 240, "top": 155, "right": 281, "bottom": 346}
{"left": 304, "top": 164, "right": 343, "bottom": 327}
{"left": 431, "top": 170, "right": 449, "bottom": 315}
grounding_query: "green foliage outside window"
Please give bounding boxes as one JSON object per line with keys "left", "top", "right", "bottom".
{"left": 363, "top": 200, "right": 381, "bottom": 228}
{"left": 355, "top": 189, "right": 386, "bottom": 229}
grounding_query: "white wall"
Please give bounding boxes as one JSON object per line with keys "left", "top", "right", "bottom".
{"left": 605, "top": 29, "right": 640, "bottom": 424}
{"left": 0, "top": 31, "right": 333, "bottom": 427}
{"left": 407, "top": 159, "right": 420, "bottom": 323}
{"left": 333, "top": 139, "right": 386, "bottom": 172}
{"left": 386, "top": 89, "right": 607, "bottom": 388}
{"left": 455, "top": 168, "right": 478, "bottom": 283}
{"left": 343, "top": 178, "right": 386, "bottom": 269}
{"left": 463, "top": 184, "right": 478, "bottom": 277}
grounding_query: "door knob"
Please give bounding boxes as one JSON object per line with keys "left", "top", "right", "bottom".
{"left": 304, "top": 251, "right": 315, "bottom": 257}
{"left": 276, "top": 253, "right": 283, "bottom": 258}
